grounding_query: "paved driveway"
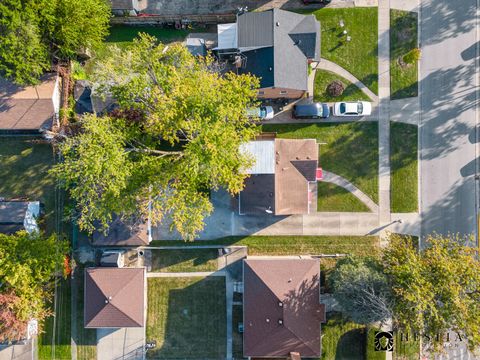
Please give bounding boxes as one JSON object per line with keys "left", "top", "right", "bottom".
{"left": 97, "top": 328, "right": 145, "bottom": 360}
{"left": 419, "top": 0, "right": 479, "bottom": 239}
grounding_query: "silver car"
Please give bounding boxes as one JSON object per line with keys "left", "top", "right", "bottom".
{"left": 333, "top": 101, "right": 372, "bottom": 117}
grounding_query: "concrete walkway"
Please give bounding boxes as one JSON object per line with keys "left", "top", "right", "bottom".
{"left": 321, "top": 170, "right": 379, "bottom": 212}
{"left": 317, "top": 59, "right": 379, "bottom": 102}
{"left": 378, "top": 0, "right": 392, "bottom": 225}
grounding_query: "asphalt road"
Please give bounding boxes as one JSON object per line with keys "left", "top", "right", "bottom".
{"left": 420, "top": 0, "right": 479, "bottom": 240}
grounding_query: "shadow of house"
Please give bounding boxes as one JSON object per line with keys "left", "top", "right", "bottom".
{"left": 146, "top": 277, "right": 226, "bottom": 359}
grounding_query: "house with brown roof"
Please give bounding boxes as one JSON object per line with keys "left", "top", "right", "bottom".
{"left": 0, "top": 73, "right": 60, "bottom": 133}
{"left": 243, "top": 258, "right": 325, "bottom": 358}
{"left": 84, "top": 267, "right": 145, "bottom": 328}
{"left": 239, "top": 138, "right": 320, "bottom": 215}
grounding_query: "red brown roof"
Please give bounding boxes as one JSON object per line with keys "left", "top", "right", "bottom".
{"left": 274, "top": 139, "right": 318, "bottom": 215}
{"left": 243, "top": 259, "right": 323, "bottom": 358}
{"left": 0, "top": 74, "right": 59, "bottom": 131}
{"left": 84, "top": 267, "right": 145, "bottom": 328}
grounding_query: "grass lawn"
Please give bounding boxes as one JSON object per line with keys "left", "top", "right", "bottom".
{"left": 314, "top": 69, "right": 371, "bottom": 102}
{"left": 74, "top": 269, "right": 97, "bottom": 360}
{"left": 321, "top": 313, "right": 366, "bottom": 360}
{"left": 150, "top": 249, "right": 218, "bottom": 272}
{"left": 106, "top": 25, "right": 198, "bottom": 47}
{"left": 150, "top": 236, "right": 380, "bottom": 271}
{"left": 390, "top": 10, "right": 418, "bottom": 99}
{"left": 146, "top": 277, "right": 226, "bottom": 359}
{"left": 317, "top": 182, "right": 370, "bottom": 212}
{"left": 262, "top": 123, "right": 379, "bottom": 204}
{"left": 38, "top": 279, "right": 72, "bottom": 360}
{"left": 0, "top": 137, "right": 56, "bottom": 234}
{"left": 390, "top": 122, "right": 418, "bottom": 212}
{"left": 308, "top": 8, "right": 378, "bottom": 94}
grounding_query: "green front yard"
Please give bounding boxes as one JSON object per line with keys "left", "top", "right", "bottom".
{"left": 390, "top": 10, "right": 419, "bottom": 99}
{"left": 317, "top": 182, "right": 370, "bottom": 212}
{"left": 262, "top": 123, "right": 379, "bottom": 206}
{"left": 0, "top": 137, "right": 56, "bottom": 233}
{"left": 314, "top": 69, "right": 371, "bottom": 103}
{"left": 308, "top": 8, "right": 379, "bottom": 94}
{"left": 150, "top": 248, "right": 218, "bottom": 272}
{"left": 38, "top": 279, "right": 72, "bottom": 360}
{"left": 146, "top": 277, "right": 226, "bottom": 359}
{"left": 390, "top": 122, "right": 418, "bottom": 212}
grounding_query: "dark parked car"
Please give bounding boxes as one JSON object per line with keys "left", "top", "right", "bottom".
{"left": 293, "top": 103, "right": 330, "bottom": 119}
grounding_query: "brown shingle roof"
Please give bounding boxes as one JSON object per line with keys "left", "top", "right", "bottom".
{"left": 243, "top": 259, "right": 323, "bottom": 358}
{"left": 0, "top": 74, "right": 58, "bottom": 131}
{"left": 84, "top": 267, "right": 145, "bottom": 328}
{"left": 274, "top": 139, "right": 318, "bottom": 215}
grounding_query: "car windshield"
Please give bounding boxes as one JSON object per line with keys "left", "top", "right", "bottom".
{"left": 259, "top": 107, "right": 267, "bottom": 118}
{"left": 357, "top": 103, "right": 363, "bottom": 113}
{"left": 340, "top": 103, "right": 346, "bottom": 114}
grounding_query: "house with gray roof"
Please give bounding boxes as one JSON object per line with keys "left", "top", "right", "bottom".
{"left": 215, "top": 9, "right": 320, "bottom": 99}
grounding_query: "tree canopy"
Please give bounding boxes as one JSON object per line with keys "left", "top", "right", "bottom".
{"left": 53, "top": 34, "right": 260, "bottom": 240}
{"left": 329, "top": 256, "right": 392, "bottom": 325}
{"left": 0, "top": 0, "right": 110, "bottom": 85}
{"left": 0, "top": 231, "right": 69, "bottom": 340}
{"left": 383, "top": 234, "right": 480, "bottom": 352}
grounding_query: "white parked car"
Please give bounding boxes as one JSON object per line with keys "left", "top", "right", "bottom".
{"left": 247, "top": 106, "right": 275, "bottom": 120}
{"left": 333, "top": 101, "right": 372, "bottom": 117}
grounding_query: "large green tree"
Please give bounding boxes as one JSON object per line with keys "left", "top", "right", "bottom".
{"left": 0, "top": 0, "right": 110, "bottom": 85}
{"left": 53, "top": 34, "right": 260, "bottom": 240}
{"left": 383, "top": 234, "right": 480, "bottom": 352}
{"left": 0, "top": 231, "right": 69, "bottom": 340}
{"left": 329, "top": 256, "right": 392, "bottom": 325}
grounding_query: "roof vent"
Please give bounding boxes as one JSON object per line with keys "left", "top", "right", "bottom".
{"left": 278, "top": 319, "right": 284, "bottom": 325}
{"left": 306, "top": 156, "right": 311, "bottom": 160}
{"left": 276, "top": 22, "right": 280, "bottom": 26}
{"left": 278, "top": 301, "right": 283, "bottom": 307}
{"left": 105, "top": 299, "right": 109, "bottom": 304}
{"left": 288, "top": 278, "right": 292, "bottom": 283}
{"left": 266, "top": 318, "right": 270, "bottom": 323}
{"left": 269, "top": 67, "right": 273, "bottom": 71}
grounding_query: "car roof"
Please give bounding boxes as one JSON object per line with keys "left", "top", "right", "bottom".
{"left": 344, "top": 102, "right": 359, "bottom": 113}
